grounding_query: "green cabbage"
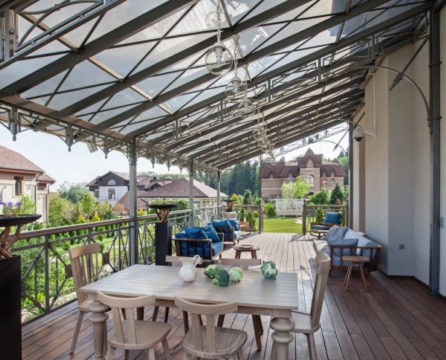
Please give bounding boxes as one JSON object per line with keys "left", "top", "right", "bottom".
{"left": 261, "top": 261, "right": 278, "bottom": 279}
{"left": 228, "top": 266, "right": 244, "bottom": 282}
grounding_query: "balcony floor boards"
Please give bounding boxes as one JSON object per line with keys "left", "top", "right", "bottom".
{"left": 22, "top": 232, "right": 446, "bottom": 359}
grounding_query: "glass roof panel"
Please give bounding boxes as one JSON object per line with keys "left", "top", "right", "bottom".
{"left": 47, "top": 85, "right": 110, "bottom": 110}
{"left": 89, "top": 103, "right": 142, "bottom": 125}
{"left": 135, "top": 72, "right": 182, "bottom": 98}
{"left": 160, "top": 93, "right": 198, "bottom": 113}
{"left": 94, "top": 42, "right": 156, "bottom": 78}
{"left": 87, "top": 1, "right": 168, "bottom": 43}
{"left": 100, "top": 89, "right": 147, "bottom": 110}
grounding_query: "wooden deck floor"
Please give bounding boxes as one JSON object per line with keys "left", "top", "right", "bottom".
{"left": 23, "top": 233, "right": 446, "bottom": 359}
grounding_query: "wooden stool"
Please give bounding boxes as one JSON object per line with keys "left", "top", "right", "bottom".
{"left": 233, "top": 244, "right": 259, "bottom": 259}
{"left": 343, "top": 255, "right": 369, "bottom": 291}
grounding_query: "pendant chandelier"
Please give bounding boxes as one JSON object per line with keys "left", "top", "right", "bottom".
{"left": 225, "top": 35, "right": 247, "bottom": 100}
{"left": 205, "top": 0, "right": 233, "bottom": 76}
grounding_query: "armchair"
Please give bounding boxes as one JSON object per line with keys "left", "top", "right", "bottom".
{"left": 310, "top": 211, "right": 342, "bottom": 237}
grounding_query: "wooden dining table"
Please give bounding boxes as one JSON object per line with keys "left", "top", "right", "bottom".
{"left": 81, "top": 264, "right": 298, "bottom": 359}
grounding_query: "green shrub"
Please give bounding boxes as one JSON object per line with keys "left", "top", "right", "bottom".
{"left": 315, "top": 207, "right": 325, "bottom": 223}
{"left": 264, "top": 203, "right": 276, "bottom": 217}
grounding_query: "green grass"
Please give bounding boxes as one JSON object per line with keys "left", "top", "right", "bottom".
{"left": 262, "top": 217, "right": 302, "bottom": 233}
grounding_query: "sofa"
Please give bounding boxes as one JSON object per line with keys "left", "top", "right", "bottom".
{"left": 173, "top": 224, "right": 224, "bottom": 263}
{"left": 319, "top": 226, "right": 382, "bottom": 275}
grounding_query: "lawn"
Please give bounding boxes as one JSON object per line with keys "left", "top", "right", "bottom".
{"left": 262, "top": 217, "right": 302, "bottom": 233}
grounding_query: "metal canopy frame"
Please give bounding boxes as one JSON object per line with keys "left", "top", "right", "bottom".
{"left": 0, "top": 0, "right": 433, "bottom": 173}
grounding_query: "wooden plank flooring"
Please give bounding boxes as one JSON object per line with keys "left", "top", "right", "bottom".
{"left": 22, "top": 233, "right": 446, "bottom": 359}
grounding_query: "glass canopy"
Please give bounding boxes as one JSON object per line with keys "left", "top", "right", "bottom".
{"left": 0, "top": 0, "right": 430, "bottom": 172}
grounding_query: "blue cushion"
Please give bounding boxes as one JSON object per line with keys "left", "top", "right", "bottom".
{"left": 211, "top": 220, "right": 234, "bottom": 241}
{"left": 311, "top": 224, "right": 329, "bottom": 231}
{"left": 325, "top": 226, "right": 348, "bottom": 244}
{"left": 331, "top": 238, "right": 358, "bottom": 257}
{"left": 175, "top": 231, "right": 187, "bottom": 239}
{"left": 227, "top": 219, "right": 239, "bottom": 231}
{"left": 177, "top": 239, "right": 223, "bottom": 259}
{"left": 184, "top": 227, "right": 207, "bottom": 239}
{"left": 202, "top": 224, "right": 221, "bottom": 243}
{"left": 324, "top": 212, "right": 342, "bottom": 225}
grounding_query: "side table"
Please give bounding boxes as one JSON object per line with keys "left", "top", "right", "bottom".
{"left": 233, "top": 244, "right": 259, "bottom": 259}
{"left": 343, "top": 255, "right": 369, "bottom": 291}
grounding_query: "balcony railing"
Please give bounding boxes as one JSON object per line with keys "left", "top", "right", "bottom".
{"left": 11, "top": 206, "right": 220, "bottom": 323}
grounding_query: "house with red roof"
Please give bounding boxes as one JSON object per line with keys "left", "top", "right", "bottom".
{"left": 113, "top": 177, "right": 226, "bottom": 214}
{"left": 0, "top": 145, "right": 55, "bottom": 222}
{"left": 260, "top": 148, "right": 345, "bottom": 199}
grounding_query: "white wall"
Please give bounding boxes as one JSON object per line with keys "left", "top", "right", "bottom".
{"left": 358, "top": 41, "right": 431, "bottom": 279}
{"left": 439, "top": 6, "right": 446, "bottom": 296}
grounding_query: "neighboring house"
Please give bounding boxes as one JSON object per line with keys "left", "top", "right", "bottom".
{"left": 0, "top": 145, "right": 55, "bottom": 222}
{"left": 114, "top": 177, "right": 227, "bottom": 213}
{"left": 87, "top": 171, "right": 158, "bottom": 207}
{"left": 259, "top": 148, "right": 345, "bottom": 199}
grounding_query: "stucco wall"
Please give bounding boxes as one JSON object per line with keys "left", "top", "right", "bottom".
{"left": 358, "top": 39, "right": 431, "bottom": 280}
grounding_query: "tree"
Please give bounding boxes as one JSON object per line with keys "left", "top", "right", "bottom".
{"left": 96, "top": 202, "right": 114, "bottom": 220}
{"left": 81, "top": 192, "right": 97, "bottom": 219}
{"left": 58, "top": 181, "right": 88, "bottom": 203}
{"left": 310, "top": 189, "right": 329, "bottom": 205}
{"left": 280, "top": 182, "right": 295, "bottom": 199}
{"left": 330, "top": 183, "right": 344, "bottom": 204}
{"left": 294, "top": 176, "right": 311, "bottom": 199}
{"left": 19, "top": 194, "right": 35, "bottom": 214}
{"left": 242, "top": 189, "right": 253, "bottom": 205}
{"left": 48, "top": 193, "right": 75, "bottom": 226}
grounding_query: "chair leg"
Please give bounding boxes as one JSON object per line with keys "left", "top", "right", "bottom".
{"left": 343, "top": 263, "right": 353, "bottom": 291}
{"left": 162, "top": 338, "right": 172, "bottom": 360}
{"left": 70, "top": 310, "right": 85, "bottom": 354}
{"left": 105, "top": 344, "right": 114, "bottom": 360}
{"left": 307, "top": 333, "right": 317, "bottom": 360}
{"left": 359, "top": 263, "right": 368, "bottom": 291}
{"left": 237, "top": 348, "right": 244, "bottom": 359}
{"left": 148, "top": 347, "right": 155, "bottom": 360}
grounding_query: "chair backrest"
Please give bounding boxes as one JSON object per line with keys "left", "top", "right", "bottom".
{"left": 69, "top": 243, "right": 102, "bottom": 304}
{"left": 175, "top": 297, "right": 238, "bottom": 354}
{"left": 97, "top": 291, "right": 156, "bottom": 345}
{"left": 310, "top": 251, "right": 331, "bottom": 328}
{"left": 324, "top": 212, "right": 342, "bottom": 226}
{"left": 219, "top": 258, "right": 261, "bottom": 270}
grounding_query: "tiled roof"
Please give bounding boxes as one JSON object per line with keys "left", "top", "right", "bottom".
{"left": 0, "top": 145, "right": 45, "bottom": 174}
{"left": 260, "top": 148, "right": 345, "bottom": 178}
{"left": 113, "top": 177, "right": 225, "bottom": 211}
{"left": 38, "top": 173, "right": 56, "bottom": 183}
{"left": 140, "top": 177, "right": 225, "bottom": 198}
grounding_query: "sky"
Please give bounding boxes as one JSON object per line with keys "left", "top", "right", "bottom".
{"left": 0, "top": 125, "right": 349, "bottom": 191}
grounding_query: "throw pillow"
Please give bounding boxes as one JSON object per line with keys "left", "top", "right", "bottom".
{"left": 325, "top": 225, "right": 349, "bottom": 245}
{"left": 184, "top": 227, "right": 207, "bottom": 239}
{"left": 202, "top": 224, "right": 221, "bottom": 243}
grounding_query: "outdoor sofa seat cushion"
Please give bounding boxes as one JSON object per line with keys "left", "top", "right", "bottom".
{"left": 174, "top": 225, "right": 223, "bottom": 260}
{"left": 320, "top": 226, "right": 382, "bottom": 274}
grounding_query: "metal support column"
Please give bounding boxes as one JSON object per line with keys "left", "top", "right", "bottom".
{"left": 217, "top": 170, "right": 221, "bottom": 218}
{"left": 429, "top": 6, "right": 441, "bottom": 295}
{"left": 189, "top": 160, "right": 194, "bottom": 227}
{"left": 128, "top": 141, "right": 138, "bottom": 265}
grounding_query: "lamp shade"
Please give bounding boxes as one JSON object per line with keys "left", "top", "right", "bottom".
{"left": 205, "top": 42, "right": 233, "bottom": 76}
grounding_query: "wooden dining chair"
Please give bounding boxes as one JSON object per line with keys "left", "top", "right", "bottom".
{"left": 218, "top": 258, "right": 264, "bottom": 350}
{"left": 271, "top": 251, "right": 331, "bottom": 360}
{"left": 68, "top": 242, "right": 110, "bottom": 354}
{"left": 174, "top": 297, "right": 247, "bottom": 359}
{"left": 97, "top": 291, "right": 172, "bottom": 360}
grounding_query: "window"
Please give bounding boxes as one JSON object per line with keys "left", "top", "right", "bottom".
{"left": 94, "top": 189, "right": 99, "bottom": 198}
{"left": 14, "top": 176, "right": 23, "bottom": 196}
{"left": 107, "top": 179, "right": 117, "bottom": 186}
{"left": 108, "top": 188, "right": 116, "bottom": 200}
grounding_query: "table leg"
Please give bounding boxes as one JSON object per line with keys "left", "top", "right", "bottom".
{"left": 270, "top": 317, "right": 294, "bottom": 360}
{"left": 88, "top": 300, "right": 109, "bottom": 360}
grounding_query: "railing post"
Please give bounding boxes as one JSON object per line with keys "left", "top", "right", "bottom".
{"left": 302, "top": 199, "right": 307, "bottom": 235}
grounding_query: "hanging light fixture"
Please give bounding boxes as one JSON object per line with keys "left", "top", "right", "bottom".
{"left": 205, "top": 0, "right": 233, "bottom": 76}
{"left": 225, "top": 35, "right": 247, "bottom": 100}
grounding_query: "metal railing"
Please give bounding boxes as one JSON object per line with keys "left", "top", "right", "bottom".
{"left": 12, "top": 206, "right": 219, "bottom": 323}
